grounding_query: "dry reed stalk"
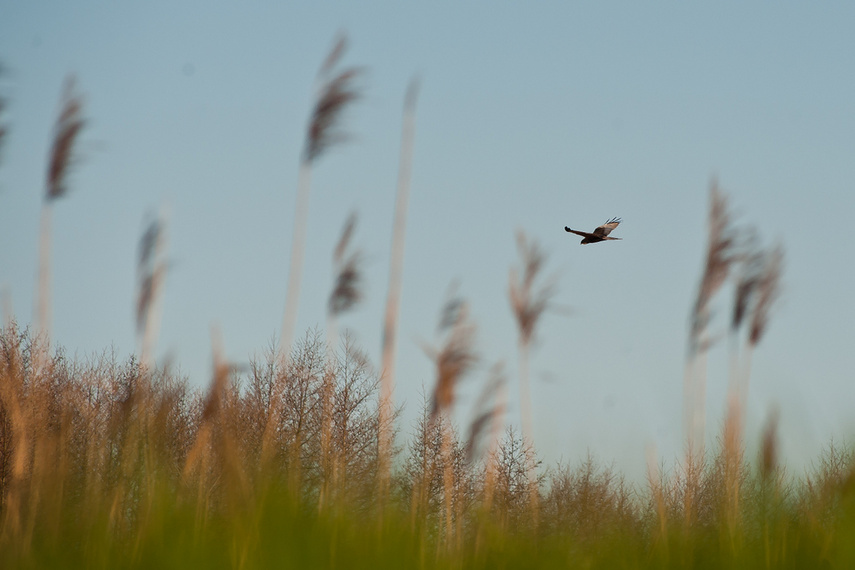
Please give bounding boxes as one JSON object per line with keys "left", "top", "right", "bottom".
{"left": 721, "top": 242, "right": 768, "bottom": 527}
{"left": 685, "top": 181, "right": 737, "bottom": 463}
{"left": 278, "top": 160, "right": 313, "bottom": 364}
{"left": 427, "top": 294, "right": 478, "bottom": 424}
{"left": 136, "top": 206, "right": 169, "bottom": 370}
{"left": 183, "top": 326, "right": 231, "bottom": 535}
{"left": 378, "top": 78, "right": 419, "bottom": 504}
{"left": 440, "top": 420, "right": 455, "bottom": 552}
{"left": 34, "top": 76, "right": 86, "bottom": 374}
{"left": 269, "top": 36, "right": 362, "bottom": 471}
{"left": 468, "top": 364, "right": 507, "bottom": 556}
{"left": 423, "top": 293, "right": 477, "bottom": 549}
{"left": 34, "top": 203, "right": 53, "bottom": 370}
{"left": 723, "top": 240, "right": 783, "bottom": 531}
{"left": 508, "top": 230, "right": 556, "bottom": 522}
{"left": 725, "top": 248, "right": 765, "bottom": 443}
{"left": 319, "top": 213, "right": 362, "bottom": 511}
{"left": 279, "top": 35, "right": 362, "bottom": 360}
{"left": 0, "top": 332, "right": 31, "bottom": 544}
{"left": 464, "top": 364, "right": 506, "bottom": 465}
{"left": 645, "top": 444, "right": 669, "bottom": 552}
{"left": 484, "top": 376, "right": 508, "bottom": 511}
{"left": 742, "top": 244, "right": 784, "bottom": 405}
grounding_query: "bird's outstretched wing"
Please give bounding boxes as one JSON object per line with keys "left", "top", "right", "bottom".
{"left": 592, "top": 217, "right": 621, "bottom": 237}
{"left": 564, "top": 226, "right": 598, "bottom": 240}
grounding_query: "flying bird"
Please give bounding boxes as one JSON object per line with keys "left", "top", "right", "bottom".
{"left": 564, "top": 217, "right": 622, "bottom": 244}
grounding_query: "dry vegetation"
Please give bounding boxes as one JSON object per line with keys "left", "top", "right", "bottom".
{"left": 3, "top": 321, "right": 855, "bottom": 569}
{"left": 2, "top": 42, "right": 855, "bottom": 569}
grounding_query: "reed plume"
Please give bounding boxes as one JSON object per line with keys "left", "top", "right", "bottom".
{"left": 279, "top": 34, "right": 363, "bottom": 362}
{"left": 748, "top": 244, "right": 784, "bottom": 348}
{"left": 378, "top": 78, "right": 420, "bottom": 503}
{"left": 46, "top": 77, "right": 86, "bottom": 202}
{"left": 423, "top": 291, "right": 477, "bottom": 549}
{"left": 508, "top": 230, "right": 556, "bottom": 521}
{"left": 725, "top": 240, "right": 784, "bottom": 443}
{"left": 320, "top": 212, "right": 363, "bottom": 510}
{"left": 328, "top": 212, "right": 362, "bottom": 317}
{"left": 136, "top": 207, "right": 169, "bottom": 370}
{"left": 426, "top": 290, "right": 478, "bottom": 423}
{"left": 734, "top": 242, "right": 783, "bottom": 435}
{"left": 467, "top": 362, "right": 508, "bottom": 554}
{"left": 270, "top": 34, "right": 363, "bottom": 468}
{"left": 34, "top": 76, "right": 86, "bottom": 370}
{"left": 464, "top": 363, "right": 506, "bottom": 465}
{"left": 685, "top": 181, "right": 738, "bottom": 459}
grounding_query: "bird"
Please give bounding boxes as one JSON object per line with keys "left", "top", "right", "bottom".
{"left": 564, "top": 217, "right": 622, "bottom": 244}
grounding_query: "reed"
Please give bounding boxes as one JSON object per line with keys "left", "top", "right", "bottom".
{"left": 320, "top": 212, "right": 363, "bottom": 511}
{"left": 34, "top": 76, "right": 86, "bottom": 373}
{"left": 684, "top": 180, "right": 738, "bottom": 485}
{"left": 423, "top": 291, "right": 477, "bottom": 550}
{"left": 379, "top": 78, "right": 420, "bottom": 504}
{"left": 279, "top": 34, "right": 363, "bottom": 362}
{"left": 136, "top": 207, "right": 169, "bottom": 370}
{"left": 269, "top": 34, "right": 363, "bottom": 472}
{"left": 508, "top": 230, "right": 556, "bottom": 522}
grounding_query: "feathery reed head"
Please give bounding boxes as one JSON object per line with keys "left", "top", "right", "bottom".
{"left": 464, "top": 363, "right": 506, "bottom": 463}
{"left": 319, "top": 32, "right": 348, "bottom": 77}
{"left": 427, "top": 292, "right": 478, "bottom": 422}
{"left": 749, "top": 243, "right": 784, "bottom": 346}
{"left": 690, "top": 181, "right": 739, "bottom": 352}
{"left": 438, "top": 282, "right": 464, "bottom": 333}
{"left": 732, "top": 249, "right": 765, "bottom": 332}
{"left": 304, "top": 36, "right": 363, "bottom": 164}
{"left": 509, "top": 231, "right": 557, "bottom": 346}
{"left": 46, "top": 75, "right": 86, "bottom": 202}
{"left": 333, "top": 211, "right": 358, "bottom": 263}
{"left": 329, "top": 212, "right": 363, "bottom": 316}
{"left": 136, "top": 216, "right": 161, "bottom": 334}
{"left": 135, "top": 211, "right": 168, "bottom": 339}
{"left": 138, "top": 218, "right": 161, "bottom": 272}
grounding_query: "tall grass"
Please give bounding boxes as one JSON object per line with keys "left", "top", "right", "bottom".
{"left": 34, "top": 76, "right": 86, "bottom": 373}
{"left": 509, "top": 231, "right": 557, "bottom": 522}
{"left": 270, "top": 34, "right": 363, "bottom": 476}
{"left": 379, "top": 78, "right": 419, "bottom": 505}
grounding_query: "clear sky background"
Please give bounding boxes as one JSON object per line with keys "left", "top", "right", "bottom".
{"left": 1, "top": 2, "right": 854, "bottom": 481}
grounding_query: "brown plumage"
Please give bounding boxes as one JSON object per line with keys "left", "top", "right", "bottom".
{"left": 564, "top": 217, "right": 622, "bottom": 244}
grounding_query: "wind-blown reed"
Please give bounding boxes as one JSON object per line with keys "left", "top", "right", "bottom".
{"left": 34, "top": 76, "right": 86, "bottom": 369}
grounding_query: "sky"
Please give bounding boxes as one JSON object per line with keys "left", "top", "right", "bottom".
{"left": 1, "top": 2, "right": 854, "bottom": 481}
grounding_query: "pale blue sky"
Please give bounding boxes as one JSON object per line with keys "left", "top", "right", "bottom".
{"left": 1, "top": 2, "right": 854, "bottom": 479}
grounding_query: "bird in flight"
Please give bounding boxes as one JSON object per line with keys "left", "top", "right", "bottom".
{"left": 564, "top": 217, "right": 622, "bottom": 244}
